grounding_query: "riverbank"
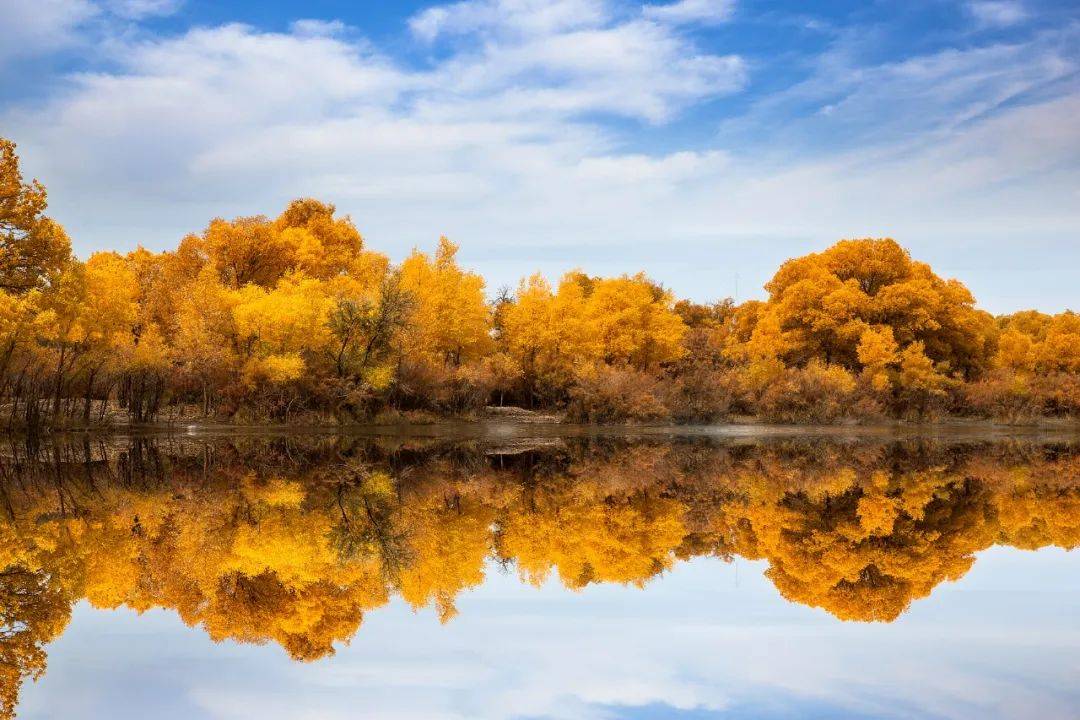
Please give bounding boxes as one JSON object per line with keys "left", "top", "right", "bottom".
{"left": 8, "top": 401, "right": 1080, "bottom": 441}
{"left": 20, "top": 414, "right": 1080, "bottom": 445}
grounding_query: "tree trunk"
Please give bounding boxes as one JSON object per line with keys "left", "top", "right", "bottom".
{"left": 83, "top": 367, "right": 98, "bottom": 423}
{"left": 52, "top": 346, "right": 67, "bottom": 421}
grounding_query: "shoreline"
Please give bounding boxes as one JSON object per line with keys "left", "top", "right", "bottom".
{"left": 19, "top": 416, "right": 1080, "bottom": 442}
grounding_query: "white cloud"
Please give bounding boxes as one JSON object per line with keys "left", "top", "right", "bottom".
{"left": 0, "top": 0, "right": 98, "bottom": 62}
{"left": 0, "top": 0, "right": 183, "bottom": 69}
{"left": 1, "top": 3, "right": 1078, "bottom": 313}
{"left": 718, "top": 25, "right": 1077, "bottom": 151}
{"left": 409, "top": 0, "right": 608, "bottom": 41}
{"left": 421, "top": 19, "right": 746, "bottom": 123}
{"left": 967, "top": 1, "right": 1027, "bottom": 27}
{"left": 574, "top": 150, "right": 728, "bottom": 184}
{"left": 404, "top": 1, "right": 748, "bottom": 125}
{"left": 643, "top": 0, "right": 736, "bottom": 26}
{"left": 290, "top": 19, "right": 349, "bottom": 38}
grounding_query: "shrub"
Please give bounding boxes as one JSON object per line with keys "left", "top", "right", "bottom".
{"left": 392, "top": 359, "right": 495, "bottom": 414}
{"left": 755, "top": 362, "right": 863, "bottom": 424}
{"left": 1035, "top": 373, "right": 1080, "bottom": 418}
{"left": 566, "top": 365, "right": 670, "bottom": 423}
{"left": 661, "top": 366, "right": 742, "bottom": 423}
{"left": 960, "top": 370, "right": 1044, "bottom": 423}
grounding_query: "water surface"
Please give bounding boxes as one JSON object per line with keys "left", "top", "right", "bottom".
{"left": 3, "top": 432, "right": 1078, "bottom": 719}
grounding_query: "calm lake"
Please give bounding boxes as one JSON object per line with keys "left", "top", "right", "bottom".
{"left": 3, "top": 428, "right": 1078, "bottom": 719}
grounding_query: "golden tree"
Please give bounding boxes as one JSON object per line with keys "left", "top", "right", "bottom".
{"left": 736, "top": 238, "right": 995, "bottom": 379}
{"left": 399, "top": 237, "right": 492, "bottom": 366}
{"left": 0, "top": 139, "right": 71, "bottom": 295}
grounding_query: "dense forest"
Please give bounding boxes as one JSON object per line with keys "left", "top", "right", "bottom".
{"left": 2, "top": 137, "right": 1079, "bottom": 428}
{"left": 1, "top": 436, "right": 1078, "bottom": 716}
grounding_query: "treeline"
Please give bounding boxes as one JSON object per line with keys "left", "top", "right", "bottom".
{"left": 2, "top": 435, "right": 1078, "bottom": 716}
{"left": 2, "top": 136, "right": 1079, "bottom": 428}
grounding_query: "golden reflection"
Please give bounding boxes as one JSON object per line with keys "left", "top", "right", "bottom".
{"left": 1, "top": 436, "right": 1079, "bottom": 717}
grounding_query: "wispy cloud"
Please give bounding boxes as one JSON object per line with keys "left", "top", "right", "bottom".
{"left": 105, "top": 0, "right": 184, "bottom": 20}
{"left": 967, "top": 1, "right": 1028, "bottom": 27}
{"left": 290, "top": 19, "right": 349, "bottom": 38}
{"left": 720, "top": 23, "right": 1078, "bottom": 155}
{"left": 409, "top": 0, "right": 608, "bottom": 41}
{"left": 407, "top": 0, "right": 746, "bottom": 123}
{"left": 643, "top": 0, "right": 736, "bottom": 26}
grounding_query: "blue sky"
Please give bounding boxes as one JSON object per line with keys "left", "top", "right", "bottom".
{"left": 1, "top": 0, "right": 1078, "bottom": 312}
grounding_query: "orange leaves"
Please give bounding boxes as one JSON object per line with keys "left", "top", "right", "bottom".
{"left": 177, "top": 198, "right": 375, "bottom": 291}
{"left": 739, "top": 238, "right": 993, "bottom": 380}
{"left": 997, "top": 328, "right": 1037, "bottom": 371}
{"left": 196, "top": 215, "right": 286, "bottom": 289}
{"left": 857, "top": 326, "right": 899, "bottom": 392}
{"left": 583, "top": 273, "right": 687, "bottom": 369}
{"left": 1038, "top": 312, "right": 1080, "bottom": 373}
{"left": 995, "top": 310, "right": 1080, "bottom": 374}
{"left": 274, "top": 198, "right": 364, "bottom": 278}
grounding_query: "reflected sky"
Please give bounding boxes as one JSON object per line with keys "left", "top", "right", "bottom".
{"left": 22, "top": 549, "right": 1080, "bottom": 720}
{"left": 3, "top": 434, "right": 1079, "bottom": 719}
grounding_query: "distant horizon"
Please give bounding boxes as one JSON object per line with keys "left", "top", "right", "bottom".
{"left": 2, "top": 0, "right": 1078, "bottom": 313}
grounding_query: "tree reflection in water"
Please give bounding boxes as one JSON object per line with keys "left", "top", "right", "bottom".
{"left": 1, "top": 434, "right": 1078, "bottom": 717}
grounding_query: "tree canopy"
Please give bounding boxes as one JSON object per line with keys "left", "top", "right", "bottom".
{"left": 0, "top": 137, "right": 1078, "bottom": 428}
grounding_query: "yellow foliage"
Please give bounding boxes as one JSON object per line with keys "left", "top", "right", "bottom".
{"left": 399, "top": 237, "right": 492, "bottom": 366}
{"left": 3, "top": 132, "right": 1080, "bottom": 426}
{"left": 500, "top": 273, "right": 587, "bottom": 391}
{"left": 582, "top": 273, "right": 686, "bottom": 369}
{"left": 898, "top": 341, "right": 948, "bottom": 395}
{"left": 996, "top": 328, "right": 1035, "bottom": 371}
{"left": 246, "top": 353, "right": 306, "bottom": 384}
{"left": 232, "top": 274, "right": 334, "bottom": 385}
{"left": 500, "top": 270, "right": 686, "bottom": 398}
{"left": 857, "top": 325, "right": 899, "bottom": 392}
{"left": 0, "top": 137, "right": 71, "bottom": 294}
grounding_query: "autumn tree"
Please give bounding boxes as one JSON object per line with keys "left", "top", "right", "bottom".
{"left": 399, "top": 237, "right": 492, "bottom": 366}
{"left": 170, "top": 267, "right": 237, "bottom": 415}
{"left": 273, "top": 198, "right": 364, "bottom": 279}
{"left": 0, "top": 565, "right": 72, "bottom": 720}
{"left": 997, "top": 310, "right": 1080, "bottom": 374}
{"left": 499, "top": 273, "right": 587, "bottom": 401}
{"left": 2, "top": 133, "right": 1079, "bottom": 426}
{"left": 733, "top": 239, "right": 995, "bottom": 379}
{"left": 176, "top": 199, "right": 369, "bottom": 291}
{"left": 0, "top": 139, "right": 70, "bottom": 295}
{"left": 232, "top": 274, "right": 334, "bottom": 389}
{"left": 327, "top": 272, "right": 413, "bottom": 382}
{"left": 580, "top": 273, "right": 687, "bottom": 370}
{"left": 499, "top": 271, "right": 687, "bottom": 407}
